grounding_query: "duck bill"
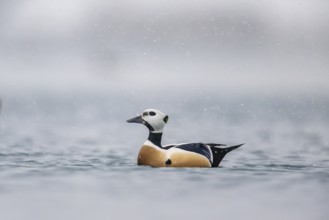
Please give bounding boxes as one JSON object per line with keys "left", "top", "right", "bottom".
{"left": 126, "top": 115, "right": 144, "bottom": 124}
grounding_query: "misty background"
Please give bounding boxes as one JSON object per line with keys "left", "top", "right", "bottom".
{"left": 0, "top": 0, "right": 328, "bottom": 93}
{"left": 0, "top": 1, "right": 329, "bottom": 220}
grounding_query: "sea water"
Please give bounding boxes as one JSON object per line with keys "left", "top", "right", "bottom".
{"left": 0, "top": 90, "right": 328, "bottom": 220}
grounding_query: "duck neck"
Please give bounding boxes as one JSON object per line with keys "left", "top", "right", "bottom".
{"left": 148, "top": 132, "right": 163, "bottom": 148}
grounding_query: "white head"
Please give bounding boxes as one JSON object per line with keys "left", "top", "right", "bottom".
{"left": 127, "top": 109, "right": 169, "bottom": 133}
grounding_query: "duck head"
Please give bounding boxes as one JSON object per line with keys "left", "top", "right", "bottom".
{"left": 127, "top": 109, "right": 169, "bottom": 133}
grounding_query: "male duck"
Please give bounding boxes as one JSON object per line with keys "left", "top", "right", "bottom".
{"left": 127, "top": 109, "right": 243, "bottom": 168}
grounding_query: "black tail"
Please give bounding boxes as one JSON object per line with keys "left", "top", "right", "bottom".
{"left": 209, "top": 144, "right": 244, "bottom": 167}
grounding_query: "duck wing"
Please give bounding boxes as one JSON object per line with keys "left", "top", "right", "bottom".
{"left": 174, "top": 143, "right": 212, "bottom": 162}
{"left": 204, "top": 143, "right": 226, "bottom": 147}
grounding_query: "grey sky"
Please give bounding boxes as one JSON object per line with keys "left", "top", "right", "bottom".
{"left": 0, "top": 0, "right": 328, "bottom": 93}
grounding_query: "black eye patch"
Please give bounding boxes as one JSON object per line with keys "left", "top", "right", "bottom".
{"left": 143, "top": 112, "right": 148, "bottom": 116}
{"left": 149, "top": 111, "right": 156, "bottom": 116}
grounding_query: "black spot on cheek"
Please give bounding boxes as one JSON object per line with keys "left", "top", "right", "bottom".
{"left": 163, "top": 115, "right": 169, "bottom": 123}
{"left": 165, "top": 159, "right": 172, "bottom": 166}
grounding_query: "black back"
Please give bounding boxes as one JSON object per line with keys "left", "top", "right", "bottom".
{"left": 175, "top": 143, "right": 212, "bottom": 161}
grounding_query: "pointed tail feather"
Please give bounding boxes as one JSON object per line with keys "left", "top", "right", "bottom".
{"left": 222, "top": 143, "right": 244, "bottom": 153}
{"left": 210, "top": 144, "right": 244, "bottom": 167}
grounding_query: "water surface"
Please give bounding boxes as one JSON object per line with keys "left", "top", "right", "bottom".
{"left": 0, "top": 91, "right": 328, "bottom": 220}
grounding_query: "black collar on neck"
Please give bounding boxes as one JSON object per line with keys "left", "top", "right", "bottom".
{"left": 143, "top": 121, "right": 155, "bottom": 132}
{"left": 148, "top": 132, "right": 163, "bottom": 147}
